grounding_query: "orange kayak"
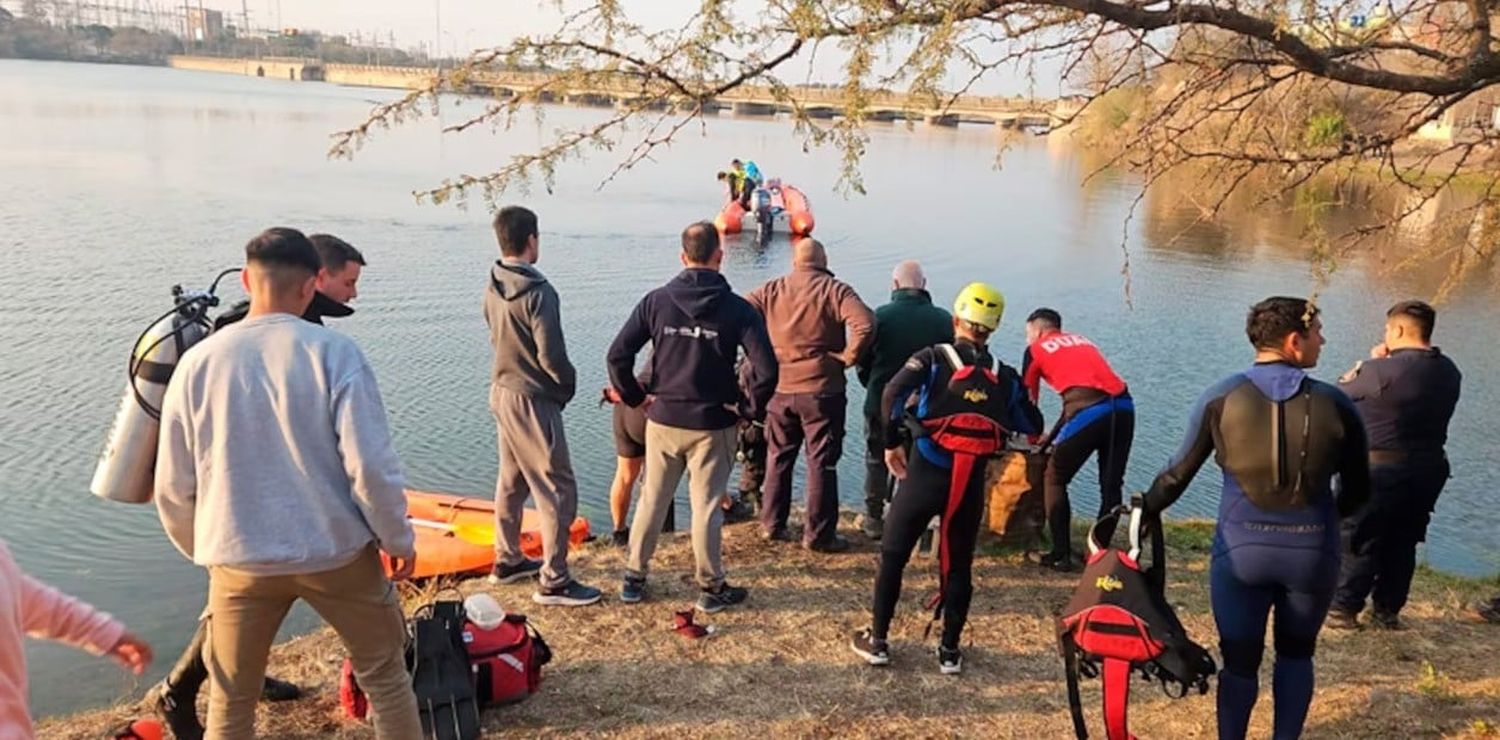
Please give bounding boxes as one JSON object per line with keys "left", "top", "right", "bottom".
{"left": 384, "top": 489, "right": 593, "bottom": 580}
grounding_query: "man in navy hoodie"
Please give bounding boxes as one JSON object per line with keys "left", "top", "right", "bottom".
{"left": 607, "top": 222, "right": 777, "bottom": 613}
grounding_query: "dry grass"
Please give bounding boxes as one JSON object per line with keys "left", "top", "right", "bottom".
{"left": 39, "top": 517, "right": 1500, "bottom": 739}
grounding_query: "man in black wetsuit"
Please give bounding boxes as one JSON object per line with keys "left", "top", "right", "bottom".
{"left": 1327, "top": 300, "right": 1462, "bottom": 630}
{"left": 148, "top": 234, "right": 366, "bottom": 739}
{"left": 1141, "top": 296, "right": 1370, "bottom": 740}
{"left": 849, "top": 282, "right": 1042, "bottom": 675}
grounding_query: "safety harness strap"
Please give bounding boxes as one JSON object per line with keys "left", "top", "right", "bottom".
{"left": 1059, "top": 630, "right": 1090, "bottom": 740}
{"left": 1102, "top": 657, "right": 1133, "bottom": 740}
{"left": 929, "top": 451, "right": 977, "bottom": 625}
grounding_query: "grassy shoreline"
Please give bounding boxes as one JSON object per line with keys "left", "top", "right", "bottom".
{"left": 38, "top": 517, "right": 1500, "bottom": 738}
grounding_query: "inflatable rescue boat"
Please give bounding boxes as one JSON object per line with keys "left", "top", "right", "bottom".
{"left": 386, "top": 489, "right": 593, "bottom": 580}
{"left": 715, "top": 183, "right": 815, "bottom": 236}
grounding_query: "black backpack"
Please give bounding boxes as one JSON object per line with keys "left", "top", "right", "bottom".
{"left": 407, "top": 595, "right": 482, "bottom": 740}
{"left": 1056, "top": 502, "right": 1216, "bottom": 739}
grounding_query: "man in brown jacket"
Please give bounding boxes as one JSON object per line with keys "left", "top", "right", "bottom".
{"left": 747, "top": 238, "right": 875, "bottom": 551}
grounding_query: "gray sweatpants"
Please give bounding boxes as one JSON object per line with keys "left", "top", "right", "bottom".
{"left": 491, "top": 385, "right": 576, "bottom": 589}
{"left": 625, "top": 421, "right": 736, "bottom": 589}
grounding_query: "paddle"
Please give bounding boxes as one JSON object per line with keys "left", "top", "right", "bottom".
{"left": 409, "top": 518, "right": 495, "bottom": 547}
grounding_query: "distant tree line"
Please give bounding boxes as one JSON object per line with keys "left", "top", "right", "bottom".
{"left": 0, "top": 7, "right": 421, "bottom": 67}
{"left": 0, "top": 12, "right": 184, "bottom": 64}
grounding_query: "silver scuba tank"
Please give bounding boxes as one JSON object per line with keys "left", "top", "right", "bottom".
{"left": 90, "top": 283, "right": 220, "bottom": 504}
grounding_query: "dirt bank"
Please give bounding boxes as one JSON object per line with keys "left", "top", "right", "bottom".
{"left": 38, "top": 518, "right": 1500, "bottom": 738}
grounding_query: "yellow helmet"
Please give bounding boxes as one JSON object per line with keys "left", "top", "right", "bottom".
{"left": 954, "top": 282, "right": 1005, "bottom": 331}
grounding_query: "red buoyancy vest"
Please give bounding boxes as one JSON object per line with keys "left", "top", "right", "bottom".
{"left": 1023, "top": 331, "right": 1126, "bottom": 400}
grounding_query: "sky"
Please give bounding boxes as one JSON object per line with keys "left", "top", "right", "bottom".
{"left": 216, "top": 0, "right": 1072, "bottom": 97}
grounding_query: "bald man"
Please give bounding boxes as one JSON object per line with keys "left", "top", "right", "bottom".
{"left": 854, "top": 261, "right": 953, "bottom": 538}
{"left": 1327, "top": 300, "right": 1462, "bottom": 630}
{"left": 747, "top": 238, "right": 875, "bottom": 551}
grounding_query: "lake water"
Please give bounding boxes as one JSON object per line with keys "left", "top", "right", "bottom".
{"left": 2, "top": 59, "right": 1496, "bottom": 717}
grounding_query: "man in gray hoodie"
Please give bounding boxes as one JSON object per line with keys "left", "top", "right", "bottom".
{"left": 154, "top": 227, "right": 419, "bottom": 738}
{"left": 484, "top": 206, "right": 601, "bottom": 606}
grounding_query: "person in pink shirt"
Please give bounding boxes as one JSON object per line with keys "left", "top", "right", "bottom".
{"left": 1, "top": 537, "right": 152, "bottom": 737}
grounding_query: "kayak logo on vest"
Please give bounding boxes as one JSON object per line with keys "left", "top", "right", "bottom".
{"left": 1095, "top": 575, "right": 1123, "bottom": 592}
{"left": 963, "top": 388, "right": 989, "bottom": 403}
{"left": 664, "top": 326, "right": 720, "bottom": 340}
{"left": 1041, "top": 333, "right": 1096, "bottom": 354}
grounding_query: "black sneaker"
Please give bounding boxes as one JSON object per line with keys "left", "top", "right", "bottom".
{"left": 620, "top": 575, "right": 646, "bottom": 604}
{"left": 858, "top": 514, "right": 884, "bottom": 540}
{"left": 488, "top": 558, "right": 543, "bottom": 585}
{"left": 146, "top": 680, "right": 204, "bottom": 740}
{"left": 610, "top": 528, "right": 630, "bottom": 548}
{"left": 1324, "top": 607, "right": 1360, "bottom": 631}
{"left": 722, "top": 497, "right": 755, "bottom": 524}
{"left": 763, "top": 526, "right": 795, "bottom": 542}
{"left": 696, "top": 583, "right": 749, "bottom": 614}
{"left": 805, "top": 535, "right": 851, "bottom": 553}
{"left": 261, "top": 675, "right": 301, "bottom": 702}
{"left": 850, "top": 629, "right": 890, "bottom": 666}
{"left": 1369, "top": 609, "right": 1403, "bottom": 631}
{"left": 533, "top": 579, "right": 603, "bottom": 606}
{"left": 938, "top": 645, "right": 963, "bottom": 675}
{"left": 1029, "top": 551, "right": 1080, "bottom": 573}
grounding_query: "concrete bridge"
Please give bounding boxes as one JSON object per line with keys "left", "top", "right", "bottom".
{"left": 171, "top": 57, "right": 1076, "bottom": 128}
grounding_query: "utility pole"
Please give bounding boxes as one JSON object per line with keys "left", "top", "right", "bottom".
{"left": 434, "top": 0, "right": 441, "bottom": 70}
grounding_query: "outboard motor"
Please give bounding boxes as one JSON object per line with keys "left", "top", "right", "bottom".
{"left": 90, "top": 270, "right": 239, "bottom": 504}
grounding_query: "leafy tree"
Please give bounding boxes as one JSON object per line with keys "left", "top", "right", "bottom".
{"left": 325, "top": 1, "right": 1500, "bottom": 292}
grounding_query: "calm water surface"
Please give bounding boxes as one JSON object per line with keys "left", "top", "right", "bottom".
{"left": 1, "top": 59, "right": 1496, "bottom": 716}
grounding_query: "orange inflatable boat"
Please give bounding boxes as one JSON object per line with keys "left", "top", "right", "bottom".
{"left": 714, "top": 183, "right": 815, "bottom": 236}
{"left": 384, "top": 489, "right": 592, "bottom": 580}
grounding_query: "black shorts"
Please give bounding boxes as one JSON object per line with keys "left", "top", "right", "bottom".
{"left": 612, "top": 402, "right": 647, "bottom": 459}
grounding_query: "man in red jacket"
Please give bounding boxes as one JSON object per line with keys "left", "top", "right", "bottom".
{"left": 1021, "top": 308, "right": 1134, "bottom": 571}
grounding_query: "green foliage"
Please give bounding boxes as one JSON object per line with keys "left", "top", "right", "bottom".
{"left": 1303, "top": 111, "right": 1347, "bottom": 149}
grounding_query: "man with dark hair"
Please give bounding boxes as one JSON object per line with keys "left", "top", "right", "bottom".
{"left": 748, "top": 238, "right": 875, "bottom": 552}
{"left": 149, "top": 231, "right": 371, "bottom": 738}
{"left": 1140, "top": 296, "right": 1370, "bottom": 740}
{"left": 308, "top": 233, "right": 365, "bottom": 305}
{"left": 607, "top": 221, "right": 777, "bottom": 612}
{"left": 155, "top": 227, "right": 420, "bottom": 738}
{"left": 1021, "top": 307, "right": 1133, "bottom": 571}
{"left": 1327, "top": 300, "right": 1461, "bottom": 630}
{"left": 484, "top": 206, "right": 600, "bottom": 606}
{"left": 854, "top": 260, "right": 953, "bottom": 539}
{"left": 213, "top": 232, "right": 366, "bottom": 329}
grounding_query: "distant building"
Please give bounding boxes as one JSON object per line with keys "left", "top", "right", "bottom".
{"left": 186, "top": 7, "right": 223, "bottom": 42}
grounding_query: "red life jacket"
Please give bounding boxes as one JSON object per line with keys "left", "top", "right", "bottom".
{"left": 1057, "top": 506, "right": 1216, "bottom": 740}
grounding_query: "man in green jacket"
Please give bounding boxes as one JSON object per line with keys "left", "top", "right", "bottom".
{"left": 854, "top": 261, "right": 953, "bottom": 538}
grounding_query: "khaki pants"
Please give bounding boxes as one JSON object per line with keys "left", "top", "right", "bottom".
{"left": 205, "top": 547, "right": 419, "bottom": 740}
{"left": 626, "top": 421, "right": 736, "bottom": 589}
{"left": 491, "top": 385, "right": 577, "bottom": 589}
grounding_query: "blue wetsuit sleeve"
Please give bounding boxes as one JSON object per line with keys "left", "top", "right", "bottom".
{"left": 607, "top": 296, "right": 653, "bottom": 408}
{"left": 881, "top": 348, "right": 933, "bottom": 449}
{"left": 1331, "top": 387, "right": 1372, "bottom": 518}
{"left": 1337, "top": 359, "right": 1384, "bottom": 402}
{"left": 999, "top": 363, "right": 1043, "bottom": 435}
{"left": 1142, "top": 378, "right": 1233, "bottom": 514}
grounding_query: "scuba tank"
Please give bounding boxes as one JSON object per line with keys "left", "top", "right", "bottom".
{"left": 90, "top": 270, "right": 238, "bottom": 504}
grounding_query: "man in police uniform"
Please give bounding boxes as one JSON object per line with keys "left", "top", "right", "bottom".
{"left": 1327, "top": 300, "right": 1462, "bottom": 630}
